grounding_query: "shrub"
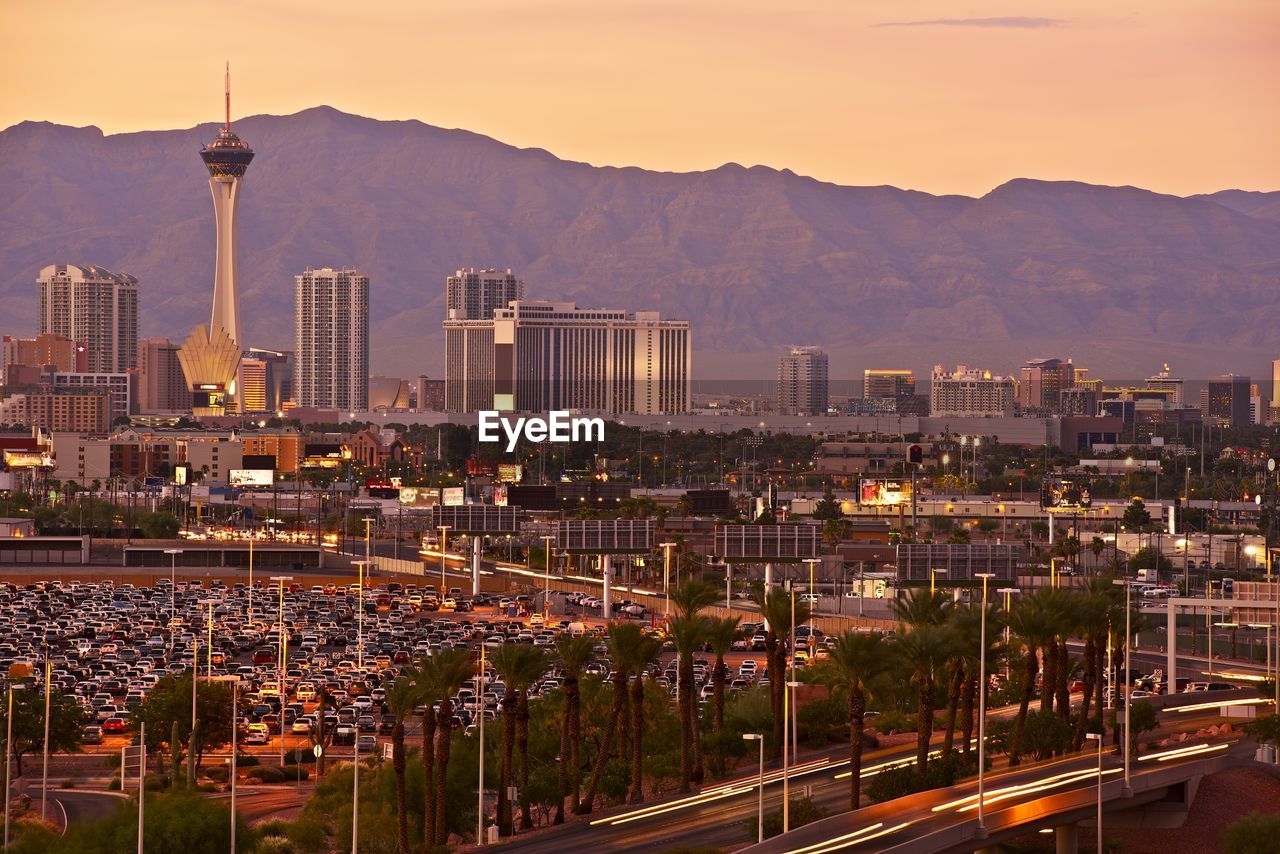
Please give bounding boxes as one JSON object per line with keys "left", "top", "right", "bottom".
{"left": 237, "top": 754, "right": 260, "bottom": 767}
{"left": 205, "top": 766, "right": 230, "bottom": 783}
{"left": 1223, "top": 811, "right": 1280, "bottom": 854}
{"left": 282, "top": 765, "right": 310, "bottom": 781}
{"left": 747, "top": 796, "right": 827, "bottom": 841}
{"left": 867, "top": 753, "right": 976, "bottom": 804}
{"left": 871, "top": 710, "right": 915, "bottom": 734}
{"left": 246, "top": 765, "right": 288, "bottom": 784}
{"left": 107, "top": 777, "right": 121, "bottom": 791}
{"left": 60, "top": 779, "right": 75, "bottom": 789}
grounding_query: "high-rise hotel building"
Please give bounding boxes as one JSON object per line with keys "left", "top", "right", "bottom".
{"left": 295, "top": 267, "right": 369, "bottom": 411}
{"left": 446, "top": 268, "right": 524, "bottom": 321}
{"left": 777, "top": 346, "right": 828, "bottom": 415}
{"left": 37, "top": 263, "right": 138, "bottom": 373}
{"left": 445, "top": 301, "right": 691, "bottom": 415}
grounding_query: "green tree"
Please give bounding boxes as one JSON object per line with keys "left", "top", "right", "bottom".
{"left": 553, "top": 633, "right": 595, "bottom": 821}
{"left": 813, "top": 489, "right": 842, "bottom": 521}
{"left": 0, "top": 684, "right": 85, "bottom": 776}
{"left": 1123, "top": 498, "right": 1152, "bottom": 530}
{"left": 137, "top": 510, "right": 181, "bottom": 539}
{"left": 578, "top": 623, "right": 641, "bottom": 815}
{"left": 129, "top": 673, "right": 238, "bottom": 780}
{"left": 54, "top": 790, "right": 254, "bottom": 854}
{"left": 490, "top": 644, "right": 545, "bottom": 833}
{"left": 427, "top": 648, "right": 475, "bottom": 846}
{"left": 751, "top": 587, "right": 810, "bottom": 761}
{"left": 385, "top": 677, "right": 417, "bottom": 854}
{"left": 705, "top": 616, "right": 743, "bottom": 772}
{"left": 818, "top": 631, "right": 890, "bottom": 809}
{"left": 628, "top": 632, "right": 664, "bottom": 803}
{"left": 1223, "top": 812, "right": 1280, "bottom": 853}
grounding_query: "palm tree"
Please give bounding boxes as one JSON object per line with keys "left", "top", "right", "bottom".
{"left": 1006, "top": 591, "right": 1055, "bottom": 766}
{"left": 489, "top": 644, "right": 544, "bottom": 835}
{"left": 893, "top": 588, "right": 950, "bottom": 628}
{"left": 705, "top": 616, "right": 743, "bottom": 738}
{"left": 407, "top": 661, "right": 441, "bottom": 847}
{"left": 820, "top": 631, "right": 889, "bottom": 809}
{"left": 385, "top": 677, "right": 419, "bottom": 854}
{"left": 940, "top": 606, "right": 981, "bottom": 756}
{"left": 514, "top": 648, "right": 549, "bottom": 830}
{"left": 669, "top": 614, "right": 708, "bottom": 791}
{"left": 553, "top": 633, "right": 595, "bottom": 822}
{"left": 629, "top": 632, "right": 664, "bottom": 803}
{"left": 894, "top": 624, "right": 949, "bottom": 770}
{"left": 430, "top": 648, "right": 475, "bottom": 847}
{"left": 752, "top": 586, "right": 811, "bottom": 760}
{"left": 578, "top": 622, "right": 641, "bottom": 814}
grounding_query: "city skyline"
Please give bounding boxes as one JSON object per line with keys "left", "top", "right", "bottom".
{"left": 1, "top": 1, "right": 1276, "bottom": 198}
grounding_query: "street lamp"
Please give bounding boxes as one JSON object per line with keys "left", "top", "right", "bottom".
{"left": 1087, "top": 732, "right": 1104, "bottom": 852}
{"left": 659, "top": 542, "right": 677, "bottom": 618}
{"left": 930, "top": 567, "right": 948, "bottom": 594}
{"left": 803, "top": 558, "right": 821, "bottom": 624}
{"left": 202, "top": 675, "right": 240, "bottom": 853}
{"left": 742, "top": 733, "right": 764, "bottom": 843}
{"left": 438, "top": 525, "right": 451, "bottom": 592}
{"left": 541, "top": 535, "right": 555, "bottom": 618}
{"left": 3, "top": 682, "right": 25, "bottom": 852}
{"left": 164, "top": 549, "right": 182, "bottom": 655}
{"left": 270, "top": 575, "right": 294, "bottom": 769}
{"left": 975, "top": 572, "right": 995, "bottom": 836}
{"left": 1112, "top": 578, "right": 1133, "bottom": 795}
{"left": 998, "top": 588, "right": 1020, "bottom": 680}
{"left": 478, "top": 641, "right": 498, "bottom": 845}
{"left": 352, "top": 562, "right": 367, "bottom": 671}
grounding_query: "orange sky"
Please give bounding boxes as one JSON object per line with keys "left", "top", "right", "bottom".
{"left": 3, "top": 0, "right": 1277, "bottom": 196}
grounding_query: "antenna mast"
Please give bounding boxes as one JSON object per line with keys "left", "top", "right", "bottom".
{"left": 224, "top": 61, "right": 231, "bottom": 131}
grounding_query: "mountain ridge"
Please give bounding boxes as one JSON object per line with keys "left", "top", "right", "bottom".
{"left": 3, "top": 107, "right": 1278, "bottom": 381}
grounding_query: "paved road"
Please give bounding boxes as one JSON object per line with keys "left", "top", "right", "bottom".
{"left": 51, "top": 789, "right": 128, "bottom": 828}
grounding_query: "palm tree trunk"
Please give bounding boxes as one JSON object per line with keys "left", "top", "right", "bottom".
{"left": 577, "top": 672, "right": 627, "bottom": 815}
{"left": 556, "top": 686, "right": 570, "bottom": 825}
{"left": 942, "top": 662, "right": 963, "bottom": 756}
{"left": 1010, "top": 646, "right": 1038, "bottom": 767}
{"left": 498, "top": 696, "right": 517, "bottom": 833}
{"left": 849, "top": 686, "right": 866, "bottom": 811}
{"left": 766, "top": 634, "right": 784, "bottom": 759}
{"left": 629, "top": 673, "right": 645, "bottom": 803}
{"left": 517, "top": 690, "right": 533, "bottom": 831}
{"left": 1092, "top": 636, "right": 1105, "bottom": 725}
{"left": 678, "top": 654, "right": 693, "bottom": 792}
{"left": 392, "top": 722, "right": 409, "bottom": 854}
{"left": 713, "top": 655, "right": 727, "bottom": 776}
{"left": 1040, "top": 642, "right": 1055, "bottom": 715}
{"left": 1055, "top": 640, "right": 1071, "bottom": 720}
{"left": 422, "top": 711, "right": 437, "bottom": 848}
{"left": 434, "top": 698, "right": 454, "bottom": 846}
{"left": 915, "top": 675, "right": 935, "bottom": 771}
{"left": 567, "top": 675, "right": 582, "bottom": 812}
{"left": 959, "top": 674, "right": 976, "bottom": 758}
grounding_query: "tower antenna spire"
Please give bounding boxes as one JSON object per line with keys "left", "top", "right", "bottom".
{"left": 224, "top": 61, "right": 231, "bottom": 132}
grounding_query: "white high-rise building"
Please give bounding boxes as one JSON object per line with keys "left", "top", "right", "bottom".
{"left": 295, "top": 267, "right": 369, "bottom": 411}
{"left": 444, "top": 301, "right": 691, "bottom": 415}
{"left": 929, "top": 364, "right": 1016, "bottom": 417}
{"left": 778, "top": 347, "right": 828, "bottom": 415}
{"left": 37, "top": 263, "right": 138, "bottom": 373}
{"left": 446, "top": 268, "right": 524, "bottom": 320}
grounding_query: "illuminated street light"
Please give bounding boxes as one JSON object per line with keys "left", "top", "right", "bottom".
{"left": 975, "top": 573, "right": 995, "bottom": 836}
{"left": 1087, "top": 732, "right": 1104, "bottom": 851}
{"left": 742, "top": 733, "right": 764, "bottom": 843}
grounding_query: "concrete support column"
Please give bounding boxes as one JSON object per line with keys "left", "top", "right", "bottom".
{"left": 602, "top": 554, "right": 613, "bottom": 617}
{"left": 1055, "top": 823, "right": 1079, "bottom": 854}
{"left": 763, "top": 562, "right": 774, "bottom": 630}
{"left": 1167, "top": 600, "right": 1178, "bottom": 694}
{"left": 471, "top": 535, "right": 482, "bottom": 597}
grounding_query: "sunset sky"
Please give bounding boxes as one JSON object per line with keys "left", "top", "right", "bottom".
{"left": 3, "top": 0, "right": 1276, "bottom": 196}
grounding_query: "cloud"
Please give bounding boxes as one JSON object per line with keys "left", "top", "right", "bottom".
{"left": 875, "top": 17, "right": 1065, "bottom": 29}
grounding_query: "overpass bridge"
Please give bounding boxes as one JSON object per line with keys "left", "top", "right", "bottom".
{"left": 744, "top": 741, "right": 1250, "bottom": 854}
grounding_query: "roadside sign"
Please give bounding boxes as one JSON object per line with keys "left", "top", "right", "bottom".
{"left": 312, "top": 744, "right": 323, "bottom": 758}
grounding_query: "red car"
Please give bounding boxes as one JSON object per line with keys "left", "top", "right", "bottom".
{"left": 102, "top": 717, "right": 128, "bottom": 734}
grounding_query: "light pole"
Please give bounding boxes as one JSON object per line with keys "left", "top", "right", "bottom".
{"left": 438, "top": 525, "right": 451, "bottom": 592}
{"left": 1087, "top": 731, "right": 1103, "bottom": 851}
{"left": 541, "top": 535, "right": 555, "bottom": 617}
{"left": 743, "top": 733, "right": 764, "bottom": 843}
{"left": 353, "top": 562, "right": 367, "bottom": 671}
{"left": 271, "top": 575, "right": 294, "bottom": 769}
{"left": 930, "top": 567, "right": 948, "bottom": 594}
{"left": 1112, "top": 578, "right": 1133, "bottom": 795}
{"left": 998, "top": 588, "right": 1020, "bottom": 680}
{"left": 1206, "top": 580, "right": 1216, "bottom": 680}
{"left": 164, "top": 548, "right": 182, "bottom": 656}
{"left": 41, "top": 652, "right": 51, "bottom": 822}
{"left": 3, "top": 682, "right": 24, "bottom": 852}
{"left": 204, "top": 675, "right": 240, "bottom": 852}
{"left": 975, "top": 572, "right": 995, "bottom": 836}
{"left": 478, "top": 642, "right": 495, "bottom": 845}
{"left": 248, "top": 533, "right": 254, "bottom": 626}
{"left": 803, "top": 558, "right": 821, "bottom": 623}
{"left": 660, "top": 542, "right": 677, "bottom": 618}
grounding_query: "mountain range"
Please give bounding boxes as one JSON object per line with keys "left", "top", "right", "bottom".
{"left": 2, "top": 106, "right": 1278, "bottom": 383}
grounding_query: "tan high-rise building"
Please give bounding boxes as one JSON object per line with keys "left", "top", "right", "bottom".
{"left": 778, "top": 347, "right": 829, "bottom": 416}
{"left": 136, "top": 338, "right": 190, "bottom": 413}
{"left": 238, "top": 357, "right": 269, "bottom": 413}
{"left": 37, "top": 264, "right": 138, "bottom": 373}
{"left": 863, "top": 369, "right": 915, "bottom": 399}
{"left": 446, "top": 268, "right": 524, "bottom": 321}
{"left": 0, "top": 388, "right": 111, "bottom": 435}
{"left": 1, "top": 334, "right": 85, "bottom": 376}
{"left": 930, "top": 364, "right": 1015, "bottom": 417}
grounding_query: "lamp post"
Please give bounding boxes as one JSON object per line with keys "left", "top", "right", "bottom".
{"left": 541, "top": 535, "right": 555, "bottom": 617}
{"left": 930, "top": 567, "right": 948, "bottom": 594}
{"left": 998, "top": 588, "right": 1020, "bottom": 680}
{"left": 1112, "top": 578, "right": 1133, "bottom": 795}
{"left": 438, "top": 525, "right": 451, "bottom": 592}
{"left": 353, "top": 562, "right": 367, "bottom": 671}
{"left": 1206, "top": 580, "right": 1216, "bottom": 680}
{"left": 743, "top": 733, "right": 764, "bottom": 843}
{"left": 478, "top": 642, "right": 495, "bottom": 845}
{"left": 1087, "top": 732, "right": 1104, "bottom": 851}
{"left": 975, "top": 572, "right": 995, "bottom": 836}
{"left": 248, "top": 534, "right": 254, "bottom": 626}
{"left": 659, "top": 542, "right": 677, "bottom": 618}
{"left": 3, "top": 682, "right": 24, "bottom": 852}
{"left": 270, "top": 575, "right": 294, "bottom": 769}
{"left": 41, "top": 651, "right": 51, "bottom": 822}
{"left": 164, "top": 549, "right": 182, "bottom": 656}
{"left": 803, "top": 558, "right": 821, "bottom": 624}
{"left": 203, "top": 675, "right": 240, "bottom": 853}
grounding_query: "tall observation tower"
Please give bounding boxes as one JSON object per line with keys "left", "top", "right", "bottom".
{"left": 200, "top": 63, "right": 254, "bottom": 346}
{"left": 177, "top": 65, "right": 254, "bottom": 415}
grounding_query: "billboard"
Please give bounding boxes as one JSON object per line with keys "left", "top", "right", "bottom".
{"left": 229, "top": 469, "right": 274, "bottom": 487}
{"left": 1040, "top": 477, "right": 1092, "bottom": 511}
{"left": 557, "top": 519, "right": 654, "bottom": 553}
{"left": 2, "top": 450, "right": 54, "bottom": 469}
{"left": 430, "top": 504, "right": 522, "bottom": 534}
{"left": 441, "top": 487, "right": 466, "bottom": 507}
{"left": 896, "top": 543, "right": 1022, "bottom": 583}
{"left": 858, "top": 478, "right": 912, "bottom": 506}
{"left": 715, "top": 523, "right": 821, "bottom": 561}
{"left": 497, "top": 463, "right": 524, "bottom": 484}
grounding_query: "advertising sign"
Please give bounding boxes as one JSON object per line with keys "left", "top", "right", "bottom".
{"left": 497, "top": 463, "right": 524, "bottom": 483}
{"left": 229, "top": 469, "right": 274, "bottom": 487}
{"left": 1040, "top": 477, "right": 1092, "bottom": 511}
{"left": 442, "top": 487, "right": 465, "bottom": 506}
{"left": 858, "top": 478, "right": 912, "bottom": 506}
{"left": 2, "top": 451, "right": 54, "bottom": 469}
